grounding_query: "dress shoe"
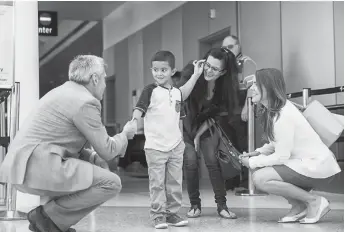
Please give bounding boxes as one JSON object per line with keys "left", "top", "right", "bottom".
{"left": 299, "top": 197, "right": 330, "bottom": 224}
{"left": 29, "top": 223, "right": 76, "bottom": 232}
{"left": 278, "top": 208, "right": 307, "bottom": 223}
{"left": 27, "top": 206, "right": 62, "bottom": 232}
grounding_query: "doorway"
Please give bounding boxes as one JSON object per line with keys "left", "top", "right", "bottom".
{"left": 199, "top": 27, "right": 231, "bottom": 58}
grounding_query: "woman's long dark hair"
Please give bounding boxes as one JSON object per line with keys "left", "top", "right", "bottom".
{"left": 179, "top": 47, "right": 239, "bottom": 124}
{"left": 255, "top": 68, "right": 287, "bottom": 142}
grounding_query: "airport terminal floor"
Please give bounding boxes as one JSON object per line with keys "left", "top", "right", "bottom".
{"left": 0, "top": 173, "right": 343, "bottom": 232}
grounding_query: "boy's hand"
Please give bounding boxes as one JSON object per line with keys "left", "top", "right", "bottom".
{"left": 192, "top": 60, "right": 205, "bottom": 78}
{"left": 123, "top": 119, "right": 137, "bottom": 139}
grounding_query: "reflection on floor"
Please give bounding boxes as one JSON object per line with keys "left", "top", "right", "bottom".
{"left": 0, "top": 175, "right": 343, "bottom": 232}
{"left": 1, "top": 207, "right": 343, "bottom": 232}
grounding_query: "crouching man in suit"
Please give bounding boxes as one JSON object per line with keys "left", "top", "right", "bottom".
{"left": 0, "top": 55, "right": 137, "bottom": 232}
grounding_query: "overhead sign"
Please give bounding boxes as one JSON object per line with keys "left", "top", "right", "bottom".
{"left": 38, "top": 11, "right": 58, "bottom": 36}
{"left": 0, "top": 5, "right": 14, "bottom": 89}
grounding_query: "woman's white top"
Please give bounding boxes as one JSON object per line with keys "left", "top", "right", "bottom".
{"left": 249, "top": 100, "right": 341, "bottom": 178}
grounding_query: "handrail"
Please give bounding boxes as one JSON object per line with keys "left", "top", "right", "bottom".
{"left": 297, "top": 87, "right": 344, "bottom": 163}
{"left": 287, "top": 85, "right": 344, "bottom": 99}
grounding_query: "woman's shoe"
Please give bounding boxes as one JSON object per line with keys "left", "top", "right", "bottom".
{"left": 278, "top": 209, "right": 307, "bottom": 223}
{"left": 187, "top": 205, "right": 201, "bottom": 218}
{"left": 299, "top": 197, "right": 330, "bottom": 224}
{"left": 217, "top": 203, "right": 237, "bottom": 219}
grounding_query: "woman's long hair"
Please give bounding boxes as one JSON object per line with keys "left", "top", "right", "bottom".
{"left": 255, "top": 68, "right": 287, "bottom": 141}
{"left": 179, "top": 48, "right": 239, "bottom": 124}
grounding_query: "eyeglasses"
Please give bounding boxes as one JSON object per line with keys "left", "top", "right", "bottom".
{"left": 203, "top": 62, "right": 223, "bottom": 73}
{"left": 222, "top": 44, "right": 236, "bottom": 50}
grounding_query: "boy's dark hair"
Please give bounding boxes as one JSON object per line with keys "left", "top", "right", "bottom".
{"left": 151, "top": 51, "right": 175, "bottom": 69}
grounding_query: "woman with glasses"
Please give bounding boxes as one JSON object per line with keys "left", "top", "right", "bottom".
{"left": 177, "top": 47, "right": 239, "bottom": 219}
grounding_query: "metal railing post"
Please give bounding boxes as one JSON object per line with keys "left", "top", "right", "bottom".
{"left": 303, "top": 88, "right": 311, "bottom": 108}
{"left": 236, "top": 97, "right": 266, "bottom": 196}
{"left": 0, "top": 83, "right": 26, "bottom": 220}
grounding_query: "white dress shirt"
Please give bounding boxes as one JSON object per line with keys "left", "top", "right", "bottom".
{"left": 249, "top": 100, "right": 341, "bottom": 179}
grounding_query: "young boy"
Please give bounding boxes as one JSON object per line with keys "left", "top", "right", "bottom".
{"left": 132, "top": 51, "right": 203, "bottom": 229}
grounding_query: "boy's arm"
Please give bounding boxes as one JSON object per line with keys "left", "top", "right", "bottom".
{"left": 133, "top": 84, "right": 155, "bottom": 119}
{"left": 179, "top": 60, "right": 205, "bottom": 101}
{"left": 179, "top": 74, "right": 199, "bottom": 101}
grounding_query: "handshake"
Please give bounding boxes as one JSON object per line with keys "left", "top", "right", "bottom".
{"left": 121, "top": 118, "right": 138, "bottom": 140}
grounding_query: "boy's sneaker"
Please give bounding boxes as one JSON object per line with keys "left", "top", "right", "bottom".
{"left": 187, "top": 205, "right": 201, "bottom": 218}
{"left": 166, "top": 214, "right": 188, "bottom": 227}
{"left": 154, "top": 217, "right": 168, "bottom": 229}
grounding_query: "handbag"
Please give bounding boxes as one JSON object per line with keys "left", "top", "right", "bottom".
{"left": 292, "top": 100, "right": 344, "bottom": 147}
{"left": 206, "top": 118, "right": 242, "bottom": 180}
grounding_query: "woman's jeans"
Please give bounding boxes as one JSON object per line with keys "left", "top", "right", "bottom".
{"left": 183, "top": 133, "right": 227, "bottom": 206}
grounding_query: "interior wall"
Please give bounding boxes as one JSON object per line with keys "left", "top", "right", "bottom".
{"left": 114, "top": 39, "right": 129, "bottom": 127}
{"left": 103, "top": 45, "right": 115, "bottom": 77}
{"left": 281, "top": 1, "right": 336, "bottom": 106}
{"left": 103, "top": 1, "right": 186, "bottom": 50}
{"left": 161, "top": 7, "right": 183, "bottom": 70}
{"left": 334, "top": 1, "right": 344, "bottom": 105}
{"left": 239, "top": 2, "right": 282, "bottom": 70}
{"left": 142, "top": 20, "right": 162, "bottom": 86}
{"left": 128, "top": 31, "right": 144, "bottom": 114}
{"left": 182, "top": 2, "right": 209, "bottom": 62}
{"left": 239, "top": 1, "right": 282, "bottom": 149}
{"left": 209, "top": 1, "right": 237, "bottom": 36}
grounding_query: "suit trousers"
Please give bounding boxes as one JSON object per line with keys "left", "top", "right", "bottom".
{"left": 144, "top": 141, "right": 185, "bottom": 220}
{"left": 15, "top": 164, "right": 122, "bottom": 232}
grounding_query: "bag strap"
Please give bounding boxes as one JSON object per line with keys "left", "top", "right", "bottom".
{"left": 206, "top": 118, "right": 222, "bottom": 149}
{"left": 208, "top": 119, "right": 234, "bottom": 153}
{"left": 206, "top": 119, "right": 214, "bottom": 137}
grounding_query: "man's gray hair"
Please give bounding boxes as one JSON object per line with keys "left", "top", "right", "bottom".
{"left": 68, "top": 55, "right": 106, "bottom": 84}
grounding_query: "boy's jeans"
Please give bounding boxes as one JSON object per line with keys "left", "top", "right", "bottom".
{"left": 145, "top": 141, "right": 185, "bottom": 220}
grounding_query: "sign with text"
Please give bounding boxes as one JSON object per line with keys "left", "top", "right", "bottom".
{"left": 0, "top": 5, "right": 14, "bottom": 89}
{"left": 38, "top": 11, "right": 57, "bottom": 36}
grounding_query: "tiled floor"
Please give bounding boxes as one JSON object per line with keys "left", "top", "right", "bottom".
{"left": 0, "top": 175, "right": 343, "bottom": 232}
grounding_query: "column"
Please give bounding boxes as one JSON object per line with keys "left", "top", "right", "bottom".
{"left": 14, "top": 0, "right": 40, "bottom": 212}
